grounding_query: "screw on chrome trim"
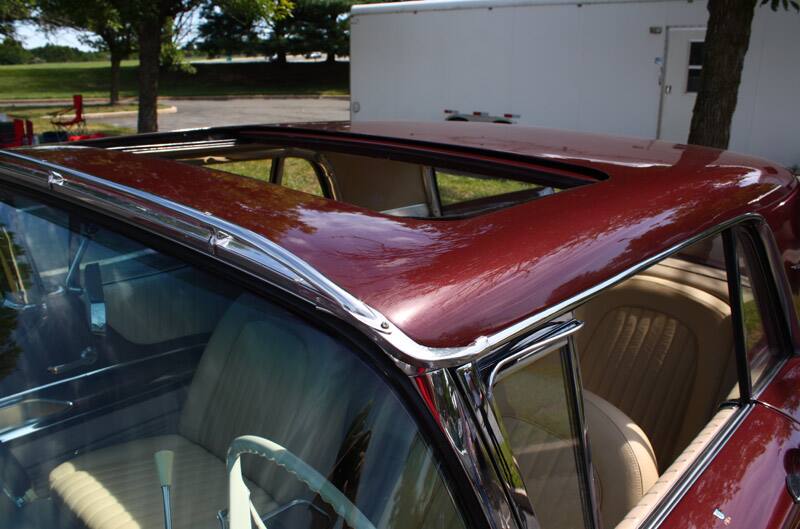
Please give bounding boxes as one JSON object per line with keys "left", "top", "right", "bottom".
{"left": 211, "top": 230, "right": 233, "bottom": 251}
{"left": 380, "top": 321, "right": 390, "bottom": 330}
{"left": 48, "top": 171, "right": 65, "bottom": 187}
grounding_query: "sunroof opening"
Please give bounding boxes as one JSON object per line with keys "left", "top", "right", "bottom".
{"left": 140, "top": 138, "right": 592, "bottom": 219}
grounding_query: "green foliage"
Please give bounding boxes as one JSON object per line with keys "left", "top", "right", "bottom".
{"left": 760, "top": 0, "right": 800, "bottom": 11}
{"left": 287, "top": 0, "right": 353, "bottom": 58}
{"left": 197, "top": 0, "right": 356, "bottom": 61}
{"left": 36, "top": 0, "right": 135, "bottom": 58}
{"left": 30, "top": 44, "right": 106, "bottom": 62}
{"left": 197, "top": 4, "right": 263, "bottom": 56}
{"left": 0, "top": 39, "right": 33, "bottom": 64}
{"left": 0, "top": 0, "right": 33, "bottom": 38}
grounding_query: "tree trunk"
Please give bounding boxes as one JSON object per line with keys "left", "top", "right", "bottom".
{"left": 137, "top": 22, "right": 162, "bottom": 133}
{"left": 326, "top": 51, "right": 336, "bottom": 64}
{"left": 109, "top": 51, "right": 122, "bottom": 106}
{"left": 687, "top": 0, "right": 756, "bottom": 149}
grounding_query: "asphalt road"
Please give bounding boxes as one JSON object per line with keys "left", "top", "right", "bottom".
{"left": 92, "top": 97, "right": 350, "bottom": 131}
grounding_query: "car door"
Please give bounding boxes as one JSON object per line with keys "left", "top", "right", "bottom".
{"left": 658, "top": 225, "right": 800, "bottom": 529}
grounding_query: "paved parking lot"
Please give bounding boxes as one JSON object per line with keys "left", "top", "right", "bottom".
{"left": 92, "top": 97, "right": 350, "bottom": 131}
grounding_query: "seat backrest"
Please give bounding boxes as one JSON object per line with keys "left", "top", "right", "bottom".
{"left": 575, "top": 274, "right": 736, "bottom": 469}
{"left": 494, "top": 375, "right": 657, "bottom": 529}
{"left": 179, "top": 293, "right": 355, "bottom": 503}
{"left": 584, "top": 391, "right": 658, "bottom": 529}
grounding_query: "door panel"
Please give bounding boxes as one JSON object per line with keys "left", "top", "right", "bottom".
{"left": 658, "top": 27, "right": 706, "bottom": 143}
{"left": 659, "top": 404, "right": 800, "bottom": 529}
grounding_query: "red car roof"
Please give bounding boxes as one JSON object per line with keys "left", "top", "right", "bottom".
{"left": 11, "top": 122, "right": 798, "bottom": 348}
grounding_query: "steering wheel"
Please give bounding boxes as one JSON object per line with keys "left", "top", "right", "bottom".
{"left": 226, "top": 435, "right": 378, "bottom": 529}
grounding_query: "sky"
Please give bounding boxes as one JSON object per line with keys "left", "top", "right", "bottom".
{"left": 14, "top": 10, "right": 201, "bottom": 51}
{"left": 15, "top": 22, "right": 92, "bottom": 50}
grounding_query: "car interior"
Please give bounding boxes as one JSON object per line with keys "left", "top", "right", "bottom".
{"left": 0, "top": 190, "right": 466, "bottom": 529}
{"left": 152, "top": 143, "right": 575, "bottom": 219}
{"left": 492, "top": 234, "right": 749, "bottom": 529}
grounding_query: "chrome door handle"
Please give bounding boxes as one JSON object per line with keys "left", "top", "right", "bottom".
{"left": 48, "top": 347, "right": 97, "bottom": 375}
{"left": 664, "top": 84, "right": 672, "bottom": 94}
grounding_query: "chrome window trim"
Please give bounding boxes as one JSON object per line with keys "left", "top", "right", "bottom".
{"left": 412, "top": 368, "right": 521, "bottom": 529}
{"left": 0, "top": 152, "right": 792, "bottom": 374}
{"left": 487, "top": 319, "right": 584, "bottom": 391}
{"left": 464, "top": 320, "right": 599, "bottom": 529}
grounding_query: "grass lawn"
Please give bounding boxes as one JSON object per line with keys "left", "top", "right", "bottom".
{"left": 0, "top": 60, "right": 349, "bottom": 101}
{"left": 436, "top": 171, "right": 540, "bottom": 205}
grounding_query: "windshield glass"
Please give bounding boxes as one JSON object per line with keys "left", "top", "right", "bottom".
{"left": 0, "top": 188, "right": 467, "bottom": 529}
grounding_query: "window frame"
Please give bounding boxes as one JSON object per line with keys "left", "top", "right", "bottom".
{"left": 468, "top": 218, "right": 799, "bottom": 529}
{"left": 730, "top": 225, "right": 796, "bottom": 397}
{"left": 268, "top": 148, "right": 340, "bottom": 200}
{"left": 0, "top": 177, "right": 488, "bottom": 529}
{"left": 433, "top": 167, "right": 556, "bottom": 218}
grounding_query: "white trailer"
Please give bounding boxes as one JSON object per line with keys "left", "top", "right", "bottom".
{"left": 349, "top": 0, "right": 800, "bottom": 168}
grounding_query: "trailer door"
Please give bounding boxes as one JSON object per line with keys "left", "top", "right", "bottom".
{"left": 658, "top": 27, "right": 706, "bottom": 143}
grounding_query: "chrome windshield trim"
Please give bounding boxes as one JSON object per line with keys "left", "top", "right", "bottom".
{"left": 0, "top": 150, "right": 767, "bottom": 370}
{"left": 412, "top": 368, "right": 521, "bottom": 529}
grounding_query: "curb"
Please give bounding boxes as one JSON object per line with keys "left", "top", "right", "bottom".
{"left": 0, "top": 98, "right": 137, "bottom": 106}
{"left": 87, "top": 106, "right": 178, "bottom": 118}
{"left": 0, "top": 95, "right": 349, "bottom": 105}
{"left": 162, "top": 95, "right": 350, "bottom": 101}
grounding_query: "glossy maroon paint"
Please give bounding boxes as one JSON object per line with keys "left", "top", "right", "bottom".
{"left": 759, "top": 358, "right": 800, "bottom": 425}
{"left": 6, "top": 122, "right": 798, "bottom": 348}
{"left": 659, "top": 404, "right": 800, "bottom": 529}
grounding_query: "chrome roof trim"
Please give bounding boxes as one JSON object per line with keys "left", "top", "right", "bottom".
{"left": 0, "top": 150, "right": 766, "bottom": 370}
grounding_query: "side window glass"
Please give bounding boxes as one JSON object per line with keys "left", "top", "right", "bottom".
{"left": 569, "top": 232, "right": 739, "bottom": 528}
{"left": 492, "top": 343, "right": 590, "bottom": 529}
{"left": 283, "top": 157, "right": 325, "bottom": 197}
{"left": 735, "top": 231, "right": 785, "bottom": 390}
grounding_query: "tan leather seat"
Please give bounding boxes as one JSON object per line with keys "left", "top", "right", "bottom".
{"left": 495, "top": 364, "right": 658, "bottom": 529}
{"left": 584, "top": 391, "right": 658, "bottom": 529}
{"left": 50, "top": 293, "right": 356, "bottom": 529}
{"left": 575, "top": 273, "right": 737, "bottom": 470}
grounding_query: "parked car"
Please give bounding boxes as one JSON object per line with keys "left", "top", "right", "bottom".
{"left": 0, "top": 121, "right": 799, "bottom": 529}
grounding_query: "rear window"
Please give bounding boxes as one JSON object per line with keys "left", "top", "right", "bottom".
{"left": 435, "top": 169, "right": 554, "bottom": 215}
{"left": 170, "top": 141, "right": 595, "bottom": 219}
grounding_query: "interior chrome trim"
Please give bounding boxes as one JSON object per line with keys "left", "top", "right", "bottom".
{"left": 0, "top": 345, "right": 199, "bottom": 409}
{"left": 0, "top": 150, "right": 768, "bottom": 371}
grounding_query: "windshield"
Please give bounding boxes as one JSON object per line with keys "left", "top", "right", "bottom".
{"left": 0, "top": 188, "right": 467, "bottom": 529}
